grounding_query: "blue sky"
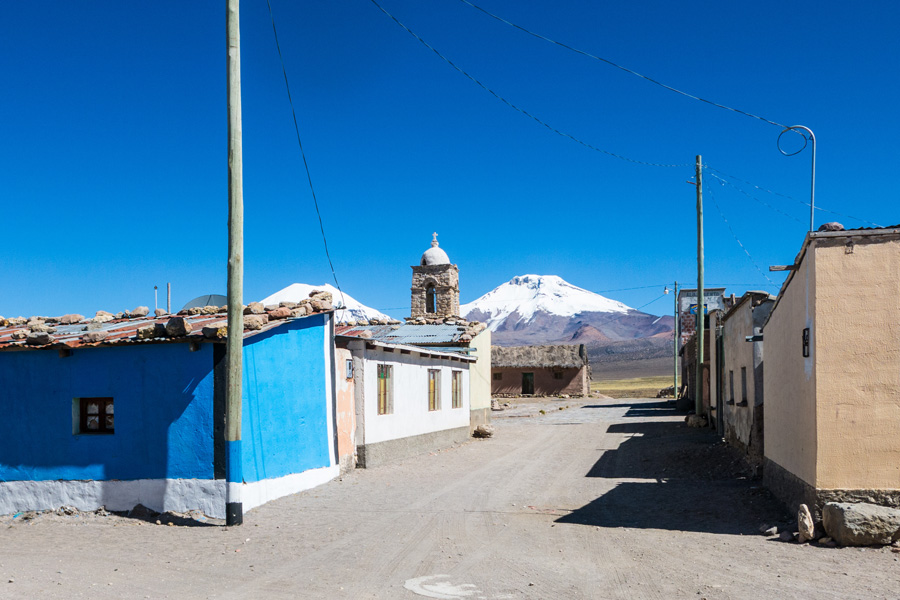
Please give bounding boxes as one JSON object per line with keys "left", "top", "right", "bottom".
{"left": 2, "top": 1, "right": 897, "bottom": 320}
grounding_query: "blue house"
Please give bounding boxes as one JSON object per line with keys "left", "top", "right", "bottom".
{"left": 0, "top": 305, "right": 339, "bottom": 519}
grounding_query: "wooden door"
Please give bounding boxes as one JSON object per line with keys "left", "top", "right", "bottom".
{"left": 522, "top": 372, "right": 534, "bottom": 395}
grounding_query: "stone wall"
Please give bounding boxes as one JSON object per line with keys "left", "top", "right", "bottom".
{"left": 410, "top": 264, "right": 460, "bottom": 318}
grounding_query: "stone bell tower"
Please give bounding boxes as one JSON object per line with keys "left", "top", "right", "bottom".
{"left": 410, "top": 233, "right": 459, "bottom": 319}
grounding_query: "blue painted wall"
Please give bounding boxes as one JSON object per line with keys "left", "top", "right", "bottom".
{"left": 241, "top": 313, "right": 331, "bottom": 483}
{"left": 0, "top": 343, "right": 216, "bottom": 482}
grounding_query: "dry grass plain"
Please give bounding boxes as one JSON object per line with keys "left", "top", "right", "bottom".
{"left": 591, "top": 375, "right": 673, "bottom": 399}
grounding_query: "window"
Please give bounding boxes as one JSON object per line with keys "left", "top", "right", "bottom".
{"left": 553, "top": 371, "right": 564, "bottom": 380}
{"left": 740, "top": 367, "right": 748, "bottom": 405}
{"left": 377, "top": 364, "right": 393, "bottom": 415}
{"left": 451, "top": 371, "right": 463, "bottom": 409}
{"left": 78, "top": 397, "right": 114, "bottom": 434}
{"left": 493, "top": 372, "right": 502, "bottom": 381}
{"left": 345, "top": 359, "right": 354, "bottom": 380}
{"left": 728, "top": 371, "right": 735, "bottom": 405}
{"left": 428, "top": 369, "right": 440, "bottom": 411}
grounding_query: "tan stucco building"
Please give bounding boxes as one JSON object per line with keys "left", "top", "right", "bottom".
{"left": 763, "top": 226, "right": 900, "bottom": 515}
{"left": 720, "top": 292, "right": 774, "bottom": 460}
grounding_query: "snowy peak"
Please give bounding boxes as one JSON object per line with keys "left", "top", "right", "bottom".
{"left": 460, "top": 274, "right": 632, "bottom": 331}
{"left": 261, "top": 283, "right": 391, "bottom": 324}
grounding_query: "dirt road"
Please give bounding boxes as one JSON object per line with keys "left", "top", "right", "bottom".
{"left": 3, "top": 398, "right": 898, "bottom": 599}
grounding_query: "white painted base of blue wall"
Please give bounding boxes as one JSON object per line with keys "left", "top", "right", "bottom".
{"left": 0, "top": 479, "right": 226, "bottom": 518}
{"left": 241, "top": 465, "right": 339, "bottom": 514}
{"left": 1, "top": 465, "right": 341, "bottom": 520}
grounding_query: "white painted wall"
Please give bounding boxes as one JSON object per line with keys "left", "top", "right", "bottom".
{"left": 351, "top": 343, "right": 471, "bottom": 445}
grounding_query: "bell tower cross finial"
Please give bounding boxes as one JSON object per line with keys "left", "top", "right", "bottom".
{"left": 432, "top": 232, "right": 439, "bottom": 246}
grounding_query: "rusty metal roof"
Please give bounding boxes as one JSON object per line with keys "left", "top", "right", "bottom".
{"left": 0, "top": 309, "right": 331, "bottom": 352}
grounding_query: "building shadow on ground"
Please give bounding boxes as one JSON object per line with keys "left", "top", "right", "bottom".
{"left": 557, "top": 400, "right": 789, "bottom": 535}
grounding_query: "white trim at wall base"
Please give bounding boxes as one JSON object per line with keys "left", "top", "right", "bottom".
{"left": 240, "top": 465, "right": 340, "bottom": 514}
{"left": 1, "top": 466, "right": 342, "bottom": 519}
{"left": 0, "top": 479, "right": 226, "bottom": 519}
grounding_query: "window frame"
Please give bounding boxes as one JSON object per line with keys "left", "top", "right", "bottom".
{"left": 428, "top": 369, "right": 441, "bottom": 411}
{"left": 377, "top": 364, "right": 393, "bottom": 415}
{"left": 451, "top": 370, "right": 463, "bottom": 409}
{"left": 77, "top": 397, "right": 115, "bottom": 435}
{"left": 492, "top": 372, "right": 502, "bottom": 381}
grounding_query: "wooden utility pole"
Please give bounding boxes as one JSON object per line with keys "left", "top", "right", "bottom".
{"left": 695, "top": 155, "right": 704, "bottom": 418}
{"left": 225, "top": 0, "right": 244, "bottom": 526}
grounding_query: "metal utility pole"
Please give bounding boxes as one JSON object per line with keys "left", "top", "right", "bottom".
{"left": 695, "top": 155, "right": 704, "bottom": 417}
{"left": 225, "top": 0, "right": 244, "bottom": 527}
{"left": 154, "top": 286, "right": 158, "bottom": 311}
{"left": 673, "top": 281, "right": 679, "bottom": 399}
{"left": 167, "top": 282, "right": 171, "bottom": 314}
{"left": 777, "top": 125, "right": 817, "bottom": 232}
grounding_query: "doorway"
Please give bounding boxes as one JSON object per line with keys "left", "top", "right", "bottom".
{"left": 522, "top": 372, "right": 534, "bottom": 395}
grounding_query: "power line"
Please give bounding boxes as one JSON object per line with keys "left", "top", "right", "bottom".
{"left": 368, "top": 0, "right": 690, "bottom": 168}
{"left": 455, "top": 0, "right": 787, "bottom": 129}
{"left": 265, "top": 0, "right": 346, "bottom": 309}
{"left": 705, "top": 170, "right": 804, "bottom": 225}
{"left": 704, "top": 165, "right": 882, "bottom": 228}
{"left": 704, "top": 172, "right": 775, "bottom": 285}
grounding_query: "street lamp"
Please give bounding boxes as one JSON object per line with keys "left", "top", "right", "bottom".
{"left": 665, "top": 282, "right": 679, "bottom": 401}
{"left": 778, "top": 125, "right": 816, "bottom": 232}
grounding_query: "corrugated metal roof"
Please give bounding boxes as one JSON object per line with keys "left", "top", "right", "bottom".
{"left": 335, "top": 323, "right": 468, "bottom": 345}
{"left": 0, "top": 310, "right": 330, "bottom": 352}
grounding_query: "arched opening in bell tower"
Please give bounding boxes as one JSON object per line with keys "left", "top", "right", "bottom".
{"left": 425, "top": 283, "right": 436, "bottom": 313}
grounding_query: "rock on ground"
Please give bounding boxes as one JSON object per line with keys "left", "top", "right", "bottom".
{"left": 798, "top": 504, "right": 815, "bottom": 542}
{"left": 473, "top": 425, "right": 495, "bottom": 438}
{"left": 823, "top": 502, "right": 900, "bottom": 546}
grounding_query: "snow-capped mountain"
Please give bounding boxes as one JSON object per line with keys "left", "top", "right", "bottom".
{"left": 461, "top": 275, "right": 631, "bottom": 329}
{"left": 261, "top": 283, "right": 391, "bottom": 324}
{"left": 462, "top": 275, "right": 672, "bottom": 346}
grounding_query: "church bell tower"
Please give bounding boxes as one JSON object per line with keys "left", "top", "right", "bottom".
{"left": 410, "top": 233, "right": 459, "bottom": 319}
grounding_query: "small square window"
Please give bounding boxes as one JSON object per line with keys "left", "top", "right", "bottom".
{"left": 493, "top": 372, "right": 502, "bottom": 381}
{"left": 553, "top": 371, "right": 564, "bottom": 380}
{"left": 345, "top": 358, "right": 354, "bottom": 380}
{"left": 77, "top": 397, "right": 114, "bottom": 434}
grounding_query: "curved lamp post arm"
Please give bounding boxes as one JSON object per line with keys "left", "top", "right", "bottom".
{"left": 778, "top": 125, "right": 816, "bottom": 232}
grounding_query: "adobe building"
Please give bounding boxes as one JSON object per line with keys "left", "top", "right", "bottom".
{"left": 719, "top": 291, "right": 775, "bottom": 460}
{"left": 763, "top": 224, "right": 900, "bottom": 516}
{"left": 491, "top": 344, "right": 590, "bottom": 397}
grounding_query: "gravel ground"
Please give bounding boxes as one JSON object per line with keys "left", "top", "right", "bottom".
{"left": 2, "top": 397, "right": 899, "bottom": 599}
